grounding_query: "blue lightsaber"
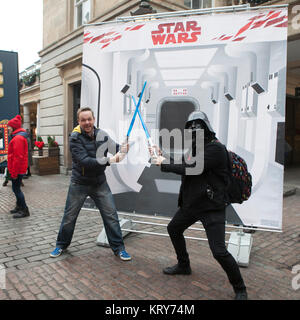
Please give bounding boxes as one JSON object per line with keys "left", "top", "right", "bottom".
{"left": 126, "top": 81, "right": 147, "bottom": 139}
{"left": 131, "top": 95, "right": 158, "bottom": 158}
{"left": 132, "top": 96, "right": 150, "bottom": 139}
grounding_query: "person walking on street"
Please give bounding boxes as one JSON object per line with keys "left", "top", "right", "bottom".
{"left": 2, "top": 167, "right": 9, "bottom": 186}
{"left": 151, "top": 111, "right": 247, "bottom": 300}
{"left": 7, "top": 115, "right": 30, "bottom": 218}
{"left": 50, "top": 107, "right": 132, "bottom": 261}
{"left": 2, "top": 134, "right": 24, "bottom": 187}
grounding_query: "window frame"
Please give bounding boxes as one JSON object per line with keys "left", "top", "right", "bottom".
{"left": 74, "top": 0, "right": 91, "bottom": 29}
{"left": 184, "top": 0, "right": 215, "bottom": 9}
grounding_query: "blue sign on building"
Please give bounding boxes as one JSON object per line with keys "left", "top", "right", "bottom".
{"left": 0, "top": 50, "right": 20, "bottom": 121}
{"left": 0, "top": 50, "right": 19, "bottom": 168}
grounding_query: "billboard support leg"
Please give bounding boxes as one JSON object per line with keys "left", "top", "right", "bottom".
{"left": 96, "top": 218, "right": 135, "bottom": 247}
{"left": 227, "top": 229, "right": 253, "bottom": 267}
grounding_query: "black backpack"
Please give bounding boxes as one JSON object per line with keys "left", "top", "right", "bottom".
{"left": 225, "top": 150, "right": 252, "bottom": 204}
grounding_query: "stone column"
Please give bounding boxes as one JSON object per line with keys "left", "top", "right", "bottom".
{"left": 22, "top": 103, "right": 31, "bottom": 131}
{"left": 36, "top": 100, "right": 41, "bottom": 137}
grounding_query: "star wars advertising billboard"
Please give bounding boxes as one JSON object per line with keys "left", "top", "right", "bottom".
{"left": 82, "top": 8, "right": 288, "bottom": 230}
{"left": 0, "top": 51, "right": 19, "bottom": 168}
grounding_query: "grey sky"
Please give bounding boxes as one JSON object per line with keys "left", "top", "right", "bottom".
{"left": 0, "top": 0, "right": 43, "bottom": 71}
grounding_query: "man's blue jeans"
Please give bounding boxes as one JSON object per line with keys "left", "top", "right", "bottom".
{"left": 56, "top": 181, "right": 125, "bottom": 255}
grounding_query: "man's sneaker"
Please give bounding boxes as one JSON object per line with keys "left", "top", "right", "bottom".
{"left": 50, "top": 247, "right": 63, "bottom": 258}
{"left": 117, "top": 250, "right": 132, "bottom": 261}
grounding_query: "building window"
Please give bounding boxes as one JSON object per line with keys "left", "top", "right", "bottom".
{"left": 184, "top": 0, "right": 214, "bottom": 9}
{"left": 74, "top": 0, "right": 90, "bottom": 28}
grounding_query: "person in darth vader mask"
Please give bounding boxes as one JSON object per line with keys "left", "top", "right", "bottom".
{"left": 151, "top": 111, "right": 248, "bottom": 300}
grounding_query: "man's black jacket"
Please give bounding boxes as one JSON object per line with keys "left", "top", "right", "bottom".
{"left": 161, "top": 140, "right": 229, "bottom": 214}
{"left": 69, "top": 125, "right": 119, "bottom": 185}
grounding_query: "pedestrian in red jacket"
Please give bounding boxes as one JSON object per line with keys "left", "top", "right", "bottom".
{"left": 7, "top": 115, "right": 30, "bottom": 218}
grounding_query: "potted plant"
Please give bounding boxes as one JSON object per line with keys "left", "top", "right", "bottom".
{"left": 47, "top": 136, "right": 59, "bottom": 157}
{"left": 34, "top": 136, "right": 44, "bottom": 156}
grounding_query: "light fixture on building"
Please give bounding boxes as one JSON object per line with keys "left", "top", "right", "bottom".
{"left": 130, "top": 0, "right": 157, "bottom": 16}
{"left": 211, "top": 96, "right": 217, "bottom": 104}
{"left": 121, "top": 84, "right": 130, "bottom": 94}
{"left": 224, "top": 92, "right": 234, "bottom": 101}
{"left": 251, "top": 82, "right": 265, "bottom": 94}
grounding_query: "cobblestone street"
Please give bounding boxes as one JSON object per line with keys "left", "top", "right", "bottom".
{"left": 0, "top": 173, "right": 299, "bottom": 300}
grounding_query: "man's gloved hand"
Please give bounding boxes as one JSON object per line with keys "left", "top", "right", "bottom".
{"left": 148, "top": 145, "right": 162, "bottom": 157}
{"left": 109, "top": 152, "right": 127, "bottom": 164}
{"left": 148, "top": 145, "right": 166, "bottom": 166}
{"left": 152, "top": 155, "right": 166, "bottom": 166}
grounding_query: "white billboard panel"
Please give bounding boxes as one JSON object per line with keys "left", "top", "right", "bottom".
{"left": 82, "top": 8, "right": 288, "bottom": 229}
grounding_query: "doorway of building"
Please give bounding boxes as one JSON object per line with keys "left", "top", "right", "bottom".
{"left": 73, "top": 82, "right": 81, "bottom": 128}
{"left": 66, "top": 82, "right": 82, "bottom": 170}
{"left": 285, "top": 95, "right": 300, "bottom": 167}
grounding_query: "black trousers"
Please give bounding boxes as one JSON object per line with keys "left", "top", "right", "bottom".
{"left": 167, "top": 208, "right": 246, "bottom": 292}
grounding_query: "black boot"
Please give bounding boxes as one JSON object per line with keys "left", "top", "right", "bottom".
{"left": 2, "top": 180, "right": 8, "bottom": 187}
{"left": 10, "top": 205, "right": 21, "bottom": 214}
{"left": 163, "top": 264, "right": 192, "bottom": 275}
{"left": 234, "top": 290, "right": 248, "bottom": 300}
{"left": 13, "top": 207, "right": 30, "bottom": 219}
